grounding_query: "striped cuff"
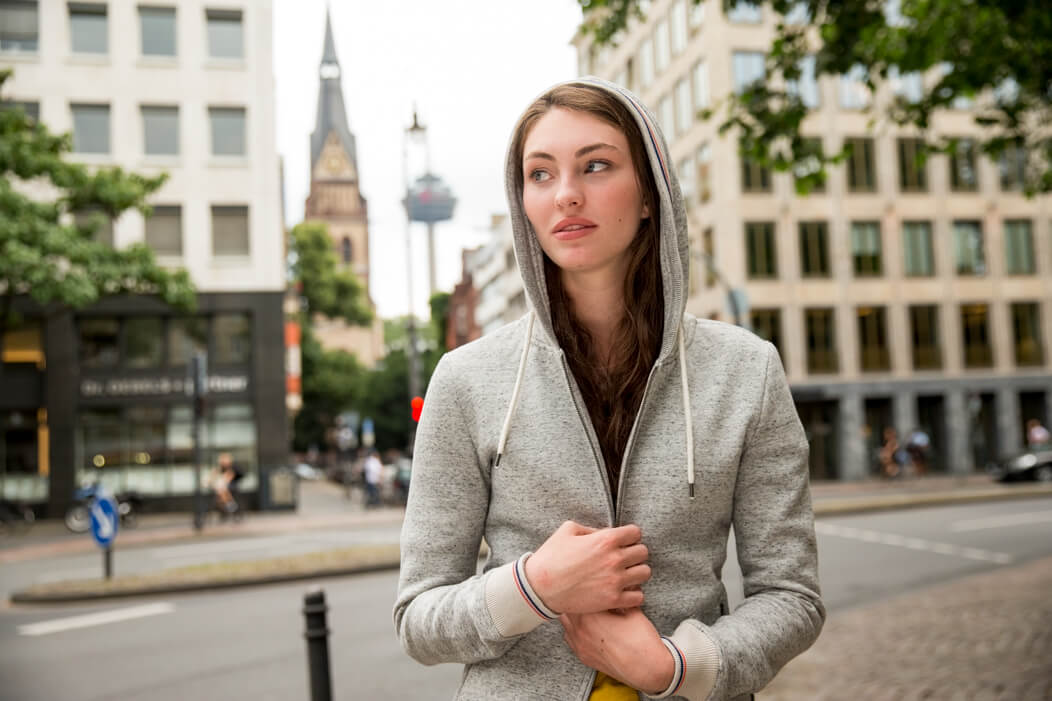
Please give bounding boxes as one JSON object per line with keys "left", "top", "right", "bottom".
{"left": 648, "top": 636, "right": 686, "bottom": 698}
{"left": 483, "top": 553, "right": 558, "bottom": 638}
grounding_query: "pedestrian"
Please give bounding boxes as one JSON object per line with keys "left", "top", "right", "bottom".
{"left": 394, "top": 79, "right": 824, "bottom": 700}
{"left": 209, "top": 452, "right": 243, "bottom": 515}
{"left": 878, "top": 427, "right": 905, "bottom": 479}
{"left": 905, "top": 427, "right": 931, "bottom": 476}
{"left": 363, "top": 449, "right": 383, "bottom": 507}
{"left": 1026, "top": 418, "right": 1050, "bottom": 449}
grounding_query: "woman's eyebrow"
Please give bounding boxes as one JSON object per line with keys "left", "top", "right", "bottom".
{"left": 524, "top": 142, "right": 621, "bottom": 162}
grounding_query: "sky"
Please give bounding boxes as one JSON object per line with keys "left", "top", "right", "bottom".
{"left": 273, "top": 0, "right": 584, "bottom": 319}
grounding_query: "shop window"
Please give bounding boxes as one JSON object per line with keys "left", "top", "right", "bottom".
{"left": 79, "top": 318, "right": 119, "bottom": 368}
{"left": 168, "top": 316, "right": 207, "bottom": 367}
{"left": 2, "top": 320, "right": 43, "bottom": 367}
{"left": 125, "top": 317, "right": 163, "bottom": 368}
{"left": 1, "top": 410, "right": 43, "bottom": 502}
{"left": 214, "top": 313, "right": 251, "bottom": 365}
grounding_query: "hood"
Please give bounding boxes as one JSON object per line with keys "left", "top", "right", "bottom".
{"left": 502, "top": 76, "right": 689, "bottom": 363}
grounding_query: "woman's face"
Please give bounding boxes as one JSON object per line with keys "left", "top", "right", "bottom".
{"left": 521, "top": 107, "right": 648, "bottom": 280}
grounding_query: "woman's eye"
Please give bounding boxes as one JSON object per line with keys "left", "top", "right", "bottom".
{"left": 528, "top": 169, "right": 551, "bottom": 183}
{"left": 585, "top": 160, "right": 610, "bottom": 174}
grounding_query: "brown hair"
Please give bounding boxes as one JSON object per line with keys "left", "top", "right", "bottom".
{"left": 510, "top": 84, "right": 664, "bottom": 501}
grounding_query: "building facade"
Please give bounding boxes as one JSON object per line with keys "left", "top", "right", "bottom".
{"left": 303, "top": 9, "right": 384, "bottom": 368}
{"left": 0, "top": 0, "right": 288, "bottom": 514}
{"left": 573, "top": 0, "right": 1052, "bottom": 479}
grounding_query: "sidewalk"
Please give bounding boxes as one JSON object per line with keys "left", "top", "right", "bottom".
{"left": 760, "top": 553, "right": 1052, "bottom": 700}
{"left": 4, "top": 474, "right": 1051, "bottom": 603}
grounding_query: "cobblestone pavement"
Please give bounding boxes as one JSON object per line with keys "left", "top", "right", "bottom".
{"left": 760, "top": 555, "right": 1052, "bottom": 700}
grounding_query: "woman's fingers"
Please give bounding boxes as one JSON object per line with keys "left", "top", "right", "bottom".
{"left": 623, "top": 563, "right": 652, "bottom": 588}
{"left": 619, "top": 543, "right": 649, "bottom": 567}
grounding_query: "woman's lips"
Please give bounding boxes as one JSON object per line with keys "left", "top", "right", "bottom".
{"left": 553, "top": 225, "right": 597, "bottom": 241}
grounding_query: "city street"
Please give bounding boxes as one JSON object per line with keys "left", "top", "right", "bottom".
{"left": 1, "top": 497, "right": 1050, "bottom": 699}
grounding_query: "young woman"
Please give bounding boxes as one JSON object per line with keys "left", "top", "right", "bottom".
{"left": 395, "top": 78, "right": 824, "bottom": 701}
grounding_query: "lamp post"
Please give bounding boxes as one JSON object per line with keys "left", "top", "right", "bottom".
{"left": 403, "top": 112, "right": 425, "bottom": 454}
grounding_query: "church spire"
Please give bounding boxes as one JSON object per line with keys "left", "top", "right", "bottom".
{"left": 310, "top": 6, "right": 358, "bottom": 176}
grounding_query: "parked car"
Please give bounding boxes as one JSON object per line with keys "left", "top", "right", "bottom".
{"left": 986, "top": 446, "right": 1052, "bottom": 483}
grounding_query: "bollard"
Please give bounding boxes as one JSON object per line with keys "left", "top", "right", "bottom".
{"left": 302, "top": 587, "right": 333, "bottom": 701}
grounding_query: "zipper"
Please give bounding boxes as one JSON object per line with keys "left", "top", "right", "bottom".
{"left": 559, "top": 351, "right": 616, "bottom": 522}
{"left": 613, "top": 361, "right": 661, "bottom": 519}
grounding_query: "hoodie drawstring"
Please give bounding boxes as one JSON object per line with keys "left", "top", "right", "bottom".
{"left": 495, "top": 311, "right": 535, "bottom": 467}
{"left": 495, "top": 312, "right": 695, "bottom": 500}
{"left": 678, "top": 323, "right": 695, "bottom": 499}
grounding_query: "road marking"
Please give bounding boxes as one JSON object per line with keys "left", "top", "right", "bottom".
{"left": 17, "top": 602, "right": 175, "bottom": 637}
{"left": 950, "top": 510, "right": 1052, "bottom": 532}
{"left": 814, "top": 523, "right": 1013, "bottom": 564}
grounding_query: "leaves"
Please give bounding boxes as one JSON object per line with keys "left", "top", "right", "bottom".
{"left": 577, "top": 0, "right": 1052, "bottom": 196}
{"left": 288, "top": 221, "right": 373, "bottom": 326}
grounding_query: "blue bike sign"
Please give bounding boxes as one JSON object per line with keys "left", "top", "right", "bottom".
{"left": 89, "top": 494, "right": 119, "bottom": 548}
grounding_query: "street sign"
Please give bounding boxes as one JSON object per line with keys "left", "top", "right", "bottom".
{"left": 89, "top": 494, "right": 119, "bottom": 548}
{"left": 361, "top": 417, "right": 375, "bottom": 448}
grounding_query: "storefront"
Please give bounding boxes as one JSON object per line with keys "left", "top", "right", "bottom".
{"left": 0, "top": 292, "right": 288, "bottom": 517}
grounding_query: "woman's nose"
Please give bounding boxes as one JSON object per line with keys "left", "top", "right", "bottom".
{"left": 554, "top": 177, "right": 583, "bottom": 209}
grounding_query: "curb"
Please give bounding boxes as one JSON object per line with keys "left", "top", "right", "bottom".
{"left": 8, "top": 485, "right": 1051, "bottom": 604}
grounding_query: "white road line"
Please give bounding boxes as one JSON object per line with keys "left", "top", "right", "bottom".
{"left": 950, "top": 510, "right": 1052, "bottom": 532}
{"left": 17, "top": 602, "right": 175, "bottom": 637}
{"left": 814, "top": 523, "right": 1013, "bottom": 564}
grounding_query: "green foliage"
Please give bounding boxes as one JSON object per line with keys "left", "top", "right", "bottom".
{"left": 428, "top": 291, "right": 451, "bottom": 353}
{"left": 292, "top": 325, "right": 366, "bottom": 452}
{"left": 289, "top": 221, "right": 372, "bottom": 326}
{"left": 578, "top": 0, "right": 1052, "bottom": 195}
{"left": 0, "top": 69, "right": 195, "bottom": 333}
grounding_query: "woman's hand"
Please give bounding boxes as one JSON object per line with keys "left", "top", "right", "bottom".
{"left": 560, "top": 608, "right": 675, "bottom": 695}
{"left": 524, "top": 521, "right": 651, "bottom": 614}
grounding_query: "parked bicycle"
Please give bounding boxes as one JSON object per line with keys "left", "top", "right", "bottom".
{"left": 0, "top": 498, "right": 35, "bottom": 535}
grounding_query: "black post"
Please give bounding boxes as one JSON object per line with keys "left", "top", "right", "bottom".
{"left": 190, "top": 352, "right": 208, "bottom": 531}
{"left": 104, "top": 545, "right": 112, "bottom": 579}
{"left": 302, "top": 587, "right": 332, "bottom": 701}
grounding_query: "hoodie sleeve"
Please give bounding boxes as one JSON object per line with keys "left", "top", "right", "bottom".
{"left": 393, "top": 354, "right": 555, "bottom": 665}
{"left": 665, "top": 342, "right": 825, "bottom": 700}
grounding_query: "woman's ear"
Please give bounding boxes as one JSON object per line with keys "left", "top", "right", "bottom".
{"left": 641, "top": 201, "right": 651, "bottom": 219}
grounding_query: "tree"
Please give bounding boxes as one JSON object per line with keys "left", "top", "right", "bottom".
{"left": 578, "top": 0, "right": 1052, "bottom": 194}
{"left": 288, "top": 220, "right": 373, "bottom": 452}
{"left": 0, "top": 69, "right": 195, "bottom": 352}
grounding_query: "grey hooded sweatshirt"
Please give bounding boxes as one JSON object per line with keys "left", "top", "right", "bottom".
{"left": 394, "top": 77, "right": 824, "bottom": 701}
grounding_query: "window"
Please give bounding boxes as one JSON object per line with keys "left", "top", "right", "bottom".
{"left": 1003, "top": 220, "right": 1034, "bottom": 275}
{"left": 745, "top": 222, "right": 777, "bottom": 278}
{"left": 341, "top": 236, "right": 352, "bottom": 265}
{"left": 1011, "top": 302, "right": 1044, "bottom": 366}
{"left": 953, "top": 220, "right": 985, "bottom": 275}
{"left": 670, "top": 0, "right": 688, "bottom": 55}
{"left": 751, "top": 309, "right": 784, "bottom": 362}
{"left": 1, "top": 100, "right": 38, "bottom": 122}
{"left": 889, "top": 67, "right": 923, "bottom": 104}
{"left": 74, "top": 208, "right": 112, "bottom": 246}
{"left": 960, "top": 304, "right": 993, "bottom": 368}
{"left": 727, "top": 1, "right": 761, "bottom": 23}
{"left": 692, "top": 60, "right": 710, "bottom": 110}
{"left": 845, "top": 137, "right": 876, "bottom": 192}
{"left": 677, "top": 155, "right": 695, "bottom": 203}
{"left": 142, "top": 105, "right": 179, "bottom": 155}
{"left": 654, "top": 19, "right": 670, "bottom": 72}
{"left": 0, "top": 0, "right": 38, "bottom": 51}
{"left": 212, "top": 205, "right": 249, "bottom": 256}
{"left": 898, "top": 138, "right": 927, "bottom": 192}
{"left": 144, "top": 205, "right": 182, "bottom": 256}
{"left": 857, "top": 306, "right": 890, "bottom": 372}
{"left": 732, "top": 51, "right": 765, "bottom": 94}
{"left": 793, "top": 137, "right": 824, "bottom": 193}
{"left": 639, "top": 38, "right": 654, "bottom": 87}
{"left": 168, "top": 317, "right": 207, "bottom": 367}
{"left": 839, "top": 65, "right": 871, "bottom": 109}
{"left": 788, "top": 55, "right": 820, "bottom": 108}
{"left": 689, "top": 0, "right": 705, "bottom": 29}
{"left": 675, "top": 78, "right": 692, "bottom": 135}
{"left": 79, "top": 318, "right": 119, "bottom": 368}
{"left": 909, "top": 305, "right": 941, "bottom": 370}
{"left": 69, "top": 3, "right": 107, "bottom": 54}
{"left": 209, "top": 106, "right": 246, "bottom": 156}
{"left": 805, "top": 308, "right": 838, "bottom": 373}
{"left": 206, "top": 8, "right": 242, "bottom": 59}
{"left": 999, "top": 144, "right": 1026, "bottom": 191}
{"left": 140, "top": 6, "right": 176, "bottom": 56}
{"left": 741, "top": 143, "right": 771, "bottom": 193}
{"left": 659, "top": 94, "right": 674, "bottom": 139}
{"left": 71, "top": 103, "right": 109, "bottom": 153}
{"left": 950, "top": 139, "right": 978, "bottom": 192}
{"left": 214, "top": 313, "right": 251, "bottom": 365}
{"left": 696, "top": 143, "right": 711, "bottom": 202}
{"left": 125, "top": 317, "right": 163, "bottom": 368}
{"left": 851, "top": 221, "right": 882, "bottom": 276}
{"left": 902, "top": 221, "right": 934, "bottom": 276}
{"left": 799, "top": 221, "right": 829, "bottom": 277}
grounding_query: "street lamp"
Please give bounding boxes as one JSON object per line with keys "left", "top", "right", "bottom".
{"left": 403, "top": 111, "right": 425, "bottom": 454}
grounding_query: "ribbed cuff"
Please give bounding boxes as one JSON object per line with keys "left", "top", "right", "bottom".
{"left": 665, "top": 621, "right": 721, "bottom": 701}
{"left": 483, "top": 553, "right": 558, "bottom": 638}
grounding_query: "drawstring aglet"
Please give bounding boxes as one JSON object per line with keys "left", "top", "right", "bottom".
{"left": 494, "top": 453, "right": 502, "bottom": 468}
{"left": 689, "top": 483, "right": 694, "bottom": 499}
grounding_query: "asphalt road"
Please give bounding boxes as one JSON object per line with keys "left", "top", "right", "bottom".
{"left": 2, "top": 497, "right": 1050, "bottom": 700}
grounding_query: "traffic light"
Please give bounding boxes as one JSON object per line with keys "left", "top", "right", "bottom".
{"left": 411, "top": 396, "right": 424, "bottom": 422}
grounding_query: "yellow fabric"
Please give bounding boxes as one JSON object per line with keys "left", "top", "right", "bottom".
{"left": 588, "top": 672, "right": 638, "bottom": 700}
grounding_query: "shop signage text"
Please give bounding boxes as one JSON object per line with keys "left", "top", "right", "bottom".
{"left": 80, "top": 375, "right": 250, "bottom": 398}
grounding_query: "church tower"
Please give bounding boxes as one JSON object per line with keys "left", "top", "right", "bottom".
{"left": 304, "top": 8, "right": 383, "bottom": 367}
